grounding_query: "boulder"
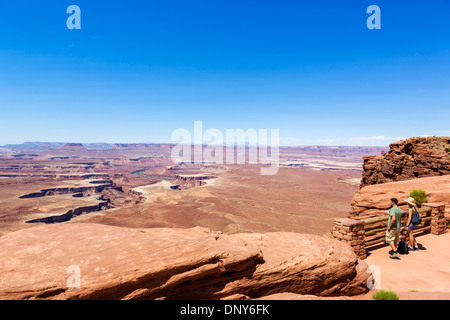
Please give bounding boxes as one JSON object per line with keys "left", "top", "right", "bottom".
{"left": 0, "top": 223, "right": 369, "bottom": 300}
{"left": 206, "top": 232, "right": 370, "bottom": 298}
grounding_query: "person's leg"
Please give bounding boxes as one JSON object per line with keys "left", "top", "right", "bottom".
{"left": 393, "top": 230, "right": 400, "bottom": 256}
{"left": 386, "top": 230, "right": 394, "bottom": 254}
{"left": 408, "top": 225, "right": 418, "bottom": 249}
{"left": 413, "top": 234, "right": 419, "bottom": 249}
{"left": 408, "top": 230, "right": 414, "bottom": 248}
{"left": 386, "top": 230, "right": 399, "bottom": 257}
{"left": 389, "top": 242, "right": 396, "bottom": 252}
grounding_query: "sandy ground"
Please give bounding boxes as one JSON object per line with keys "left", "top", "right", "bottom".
{"left": 87, "top": 165, "right": 361, "bottom": 235}
{"left": 356, "top": 231, "right": 450, "bottom": 299}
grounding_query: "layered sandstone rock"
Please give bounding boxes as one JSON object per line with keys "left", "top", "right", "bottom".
{"left": 361, "top": 137, "right": 450, "bottom": 188}
{"left": 350, "top": 175, "right": 450, "bottom": 220}
{"left": 171, "top": 174, "right": 218, "bottom": 190}
{"left": 217, "top": 232, "right": 370, "bottom": 298}
{"left": 60, "top": 143, "right": 87, "bottom": 151}
{"left": 0, "top": 223, "right": 369, "bottom": 300}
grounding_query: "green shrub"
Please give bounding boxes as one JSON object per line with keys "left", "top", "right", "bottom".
{"left": 445, "top": 147, "right": 450, "bottom": 153}
{"left": 410, "top": 189, "right": 428, "bottom": 207}
{"left": 372, "top": 290, "right": 400, "bottom": 300}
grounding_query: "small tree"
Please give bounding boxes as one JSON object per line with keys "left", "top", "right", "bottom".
{"left": 410, "top": 189, "right": 428, "bottom": 207}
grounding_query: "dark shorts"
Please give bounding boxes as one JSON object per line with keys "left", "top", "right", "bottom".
{"left": 408, "top": 223, "right": 416, "bottom": 231}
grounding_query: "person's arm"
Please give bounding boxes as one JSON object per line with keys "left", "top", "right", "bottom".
{"left": 388, "top": 215, "right": 396, "bottom": 230}
{"left": 387, "top": 208, "right": 396, "bottom": 230}
{"left": 406, "top": 208, "right": 412, "bottom": 226}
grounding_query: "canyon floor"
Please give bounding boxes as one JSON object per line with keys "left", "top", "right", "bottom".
{"left": 0, "top": 144, "right": 380, "bottom": 237}
{"left": 1, "top": 143, "right": 450, "bottom": 300}
{"left": 86, "top": 165, "right": 361, "bottom": 235}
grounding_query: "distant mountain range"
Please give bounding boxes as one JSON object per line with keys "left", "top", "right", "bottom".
{"left": 0, "top": 142, "right": 386, "bottom": 158}
{"left": 2, "top": 142, "right": 113, "bottom": 151}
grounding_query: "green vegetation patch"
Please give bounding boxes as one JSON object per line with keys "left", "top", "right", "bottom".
{"left": 372, "top": 290, "right": 400, "bottom": 300}
{"left": 410, "top": 189, "right": 428, "bottom": 207}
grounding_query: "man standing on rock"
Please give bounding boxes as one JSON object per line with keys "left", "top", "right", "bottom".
{"left": 386, "top": 198, "right": 402, "bottom": 259}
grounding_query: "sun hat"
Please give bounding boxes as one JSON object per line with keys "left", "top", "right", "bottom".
{"left": 404, "top": 197, "right": 417, "bottom": 207}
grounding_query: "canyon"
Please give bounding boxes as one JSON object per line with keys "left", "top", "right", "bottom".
{"left": 0, "top": 141, "right": 380, "bottom": 299}
{"left": 0, "top": 142, "right": 383, "bottom": 237}
{"left": 9, "top": 140, "right": 447, "bottom": 300}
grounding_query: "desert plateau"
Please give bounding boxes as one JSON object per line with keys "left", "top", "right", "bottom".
{"left": 0, "top": 143, "right": 380, "bottom": 236}
{"left": 1, "top": 137, "right": 449, "bottom": 300}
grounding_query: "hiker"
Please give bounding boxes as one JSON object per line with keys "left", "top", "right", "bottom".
{"left": 405, "top": 197, "right": 420, "bottom": 251}
{"left": 386, "top": 198, "right": 403, "bottom": 259}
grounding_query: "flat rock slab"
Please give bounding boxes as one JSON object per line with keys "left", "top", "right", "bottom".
{"left": 0, "top": 223, "right": 369, "bottom": 300}
{"left": 0, "top": 223, "right": 263, "bottom": 300}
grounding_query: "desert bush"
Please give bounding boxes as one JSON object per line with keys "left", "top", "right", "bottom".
{"left": 372, "top": 290, "right": 400, "bottom": 300}
{"left": 410, "top": 189, "right": 428, "bottom": 207}
{"left": 445, "top": 147, "right": 450, "bottom": 153}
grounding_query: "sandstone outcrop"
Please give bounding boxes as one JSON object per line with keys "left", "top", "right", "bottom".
{"left": 0, "top": 223, "right": 369, "bottom": 300}
{"left": 60, "top": 143, "right": 87, "bottom": 151}
{"left": 350, "top": 175, "right": 450, "bottom": 220}
{"left": 25, "top": 202, "right": 110, "bottom": 224}
{"left": 18, "top": 184, "right": 113, "bottom": 199}
{"left": 171, "top": 174, "right": 218, "bottom": 190}
{"left": 361, "top": 137, "right": 450, "bottom": 188}
{"left": 214, "top": 232, "right": 370, "bottom": 298}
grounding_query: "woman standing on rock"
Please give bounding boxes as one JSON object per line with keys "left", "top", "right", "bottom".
{"left": 405, "top": 197, "right": 420, "bottom": 251}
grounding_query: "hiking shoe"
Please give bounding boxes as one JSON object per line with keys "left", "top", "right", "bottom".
{"left": 389, "top": 250, "right": 394, "bottom": 255}
{"left": 408, "top": 246, "right": 415, "bottom": 251}
{"left": 389, "top": 251, "right": 400, "bottom": 259}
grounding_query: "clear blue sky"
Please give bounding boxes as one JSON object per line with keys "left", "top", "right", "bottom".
{"left": 1, "top": 1, "right": 449, "bottom": 146}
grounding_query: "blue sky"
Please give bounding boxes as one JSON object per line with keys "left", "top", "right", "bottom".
{"left": 0, "top": 1, "right": 449, "bottom": 146}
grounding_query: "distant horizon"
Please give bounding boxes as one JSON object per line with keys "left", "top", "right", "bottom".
{"left": 1, "top": 140, "right": 391, "bottom": 148}
{"left": 5, "top": 135, "right": 450, "bottom": 148}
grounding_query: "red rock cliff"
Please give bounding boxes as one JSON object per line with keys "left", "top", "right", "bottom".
{"left": 361, "top": 136, "right": 450, "bottom": 188}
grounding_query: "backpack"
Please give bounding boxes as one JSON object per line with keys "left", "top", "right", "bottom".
{"left": 397, "top": 241, "right": 409, "bottom": 255}
{"left": 411, "top": 208, "right": 422, "bottom": 225}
